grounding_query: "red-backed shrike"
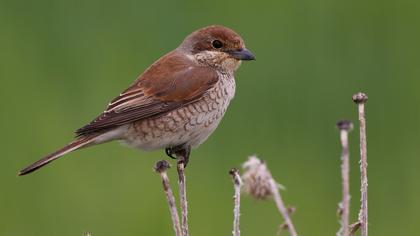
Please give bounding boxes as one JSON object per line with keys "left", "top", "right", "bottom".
{"left": 19, "top": 25, "right": 255, "bottom": 175}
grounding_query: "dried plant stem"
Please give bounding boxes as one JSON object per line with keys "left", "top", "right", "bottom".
{"left": 338, "top": 129, "right": 350, "bottom": 236}
{"left": 242, "top": 156, "right": 298, "bottom": 236}
{"left": 336, "top": 120, "right": 353, "bottom": 236}
{"left": 229, "top": 168, "right": 243, "bottom": 236}
{"left": 353, "top": 92, "right": 368, "bottom": 236}
{"left": 154, "top": 160, "right": 182, "bottom": 236}
{"left": 177, "top": 162, "right": 189, "bottom": 236}
{"left": 269, "top": 178, "right": 298, "bottom": 236}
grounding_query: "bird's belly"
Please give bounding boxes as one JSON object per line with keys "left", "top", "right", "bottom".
{"left": 121, "top": 75, "right": 235, "bottom": 151}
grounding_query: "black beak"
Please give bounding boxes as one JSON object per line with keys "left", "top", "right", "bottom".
{"left": 228, "top": 48, "right": 255, "bottom": 61}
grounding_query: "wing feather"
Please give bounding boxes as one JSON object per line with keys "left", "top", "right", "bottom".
{"left": 75, "top": 51, "right": 219, "bottom": 136}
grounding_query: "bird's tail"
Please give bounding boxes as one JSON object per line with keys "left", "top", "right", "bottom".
{"left": 18, "top": 135, "right": 98, "bottom": 176}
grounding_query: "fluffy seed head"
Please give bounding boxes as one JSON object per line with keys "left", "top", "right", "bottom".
{"left": 242, "top": 156, "right": 274, "bottom": 200}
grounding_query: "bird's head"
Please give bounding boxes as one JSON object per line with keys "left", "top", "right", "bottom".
{"left": 178, "top": 25, "right": 255, "bottom": 72}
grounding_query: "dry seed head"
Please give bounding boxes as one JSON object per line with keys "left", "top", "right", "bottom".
{"left": 154, "top": 160, "right": 171, "bottom": 173}
{"left": 242, "top": 156, "right": 275, "bottom": 200}
{"left": 229, "top": 168, "right": 242, "bottom": 185}
{"left": 336, "top": 120, "right": 353, "bottom": 132}
{"left": 352, "top": 92, "right": 368, "bottom": 104}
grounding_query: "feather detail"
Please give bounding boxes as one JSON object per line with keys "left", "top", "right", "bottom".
{"left": 75, "top": 51, "right": 219, "bottom": 136}
{"left": 18, "top": 135, "right": 98, "bottom": 176}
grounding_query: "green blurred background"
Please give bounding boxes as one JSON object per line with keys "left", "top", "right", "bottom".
{"left": 1, "top": 0, "right": 420, "bottom": 235}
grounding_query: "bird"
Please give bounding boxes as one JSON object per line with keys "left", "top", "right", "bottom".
{"left": 19, "top": 25, "right": 255, "bottom": 176}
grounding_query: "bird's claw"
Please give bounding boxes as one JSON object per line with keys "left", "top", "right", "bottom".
{"left": 165, "top": 147, "right": 177, "bottom": 159}
{"left": 164, "top": 145, "right": 191, "bottom": 167}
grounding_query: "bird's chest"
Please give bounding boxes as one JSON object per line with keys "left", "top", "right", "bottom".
{"left": 124, "top": 73, "right": 236, "bottom": 150}
{"left": 189, "top": 72, "right": 236, "bottom": 129}
{"left": 167, "top": 72, "right": 236, "bottom": 146}
{"left": 206, "top": 72, "right": 236, "bottom": 112}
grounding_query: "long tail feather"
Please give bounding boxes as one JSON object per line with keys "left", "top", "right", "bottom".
{"left": 18, "top": 136, "right": 97, "bottom": 176}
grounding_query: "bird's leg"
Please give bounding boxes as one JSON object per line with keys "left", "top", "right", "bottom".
{"left": 165, "top": 144, "right": 191, "bottom": 167}
{"left": 176, "top": 145, "right": 190, "bottom": 167}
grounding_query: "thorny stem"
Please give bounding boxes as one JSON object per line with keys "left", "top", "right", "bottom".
{"left": 269, "top": 178, "right": 298, "bottom": 236}
{"left": 154, "top": 160, "right": 182, "bottom": 236}
{"left": 229, "top": 168, "right": 243, "bottom": 236}
{"left": 353, "top": 92, "right": 368, "bottom": 236}
{"left": 336, "top": 120, "right": 353, "bottom": 236}
{"left": 177, "top": 161, "right": 189, "bottom": 236}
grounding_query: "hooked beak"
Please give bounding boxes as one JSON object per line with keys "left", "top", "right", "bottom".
{"left": 228, "top": 48, "right": 255, "bottom": 61}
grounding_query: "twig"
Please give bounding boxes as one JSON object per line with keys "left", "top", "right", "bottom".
{"left": 352, "top": 92, "right": 369, "bottom": 236}
{"left": 154, "top": 160, "right": 182, "bottom": 236}
{"left": 229, "top": 168, "right": 243, "bottom": 236}
{"left": 336, "top": 120, "right": 353, "bottom": 236}
{"left": 269, "top": 178, "right": 298, "bottom": 236}
{"left": 177, "top": 161, "right": 189, "bottom": 236}
{"left": 242, "top": 156, "right": 298, "bottom": 236}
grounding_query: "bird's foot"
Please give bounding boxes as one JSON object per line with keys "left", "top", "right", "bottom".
{"left": 165, "top": 144, "right": 191, "bottom": 167}
{"left": 165, "top": 148, "right": 177, "bottom": 159}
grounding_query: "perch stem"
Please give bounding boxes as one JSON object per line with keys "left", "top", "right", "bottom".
{"left": 177, "top": 161, "right": 189, "bottom": 236}
{"left": 154, "top": 160, "right": 182, "bottom": 236}
{"left": 357, "top": 103, "right": 368, "bottom": 236}
{"left": 230, "top": 168, "right": 243, "bottom": 236}
{"left": 352, "top": 92, "right": 368, "bottom": 236}
{"left": 336, "top": 120, "right": 353, "bottom": 236}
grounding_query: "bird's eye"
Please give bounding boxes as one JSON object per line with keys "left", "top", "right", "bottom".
{"left": 212, "top": 40, "right": 223, "bottom": 49}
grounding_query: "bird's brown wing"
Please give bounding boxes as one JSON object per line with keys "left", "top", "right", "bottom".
{"left": 75, "top": 51, "right": 219, "bottom": 137}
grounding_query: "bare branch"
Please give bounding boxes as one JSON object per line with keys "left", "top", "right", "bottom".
{"left": 269, "top": 178, "right": 298, "bottom": 236}
{"left": 154, "top": 160, "right": 182, "bottom": 236}
{"left": 229, "top": 168, "right": 243, "bottom": 236}
{"left": 352, "top": 92, "right": 369, "bottom": 236}
{"left": 336, "top": 120, "right": 353, "bottom": 236}
{"left": 177, "top": 161, "right": 189, "bottom": 236}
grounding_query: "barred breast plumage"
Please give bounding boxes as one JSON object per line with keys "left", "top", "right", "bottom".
{"left": 122, "top": 72, "right": 236, "bottom": 150}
